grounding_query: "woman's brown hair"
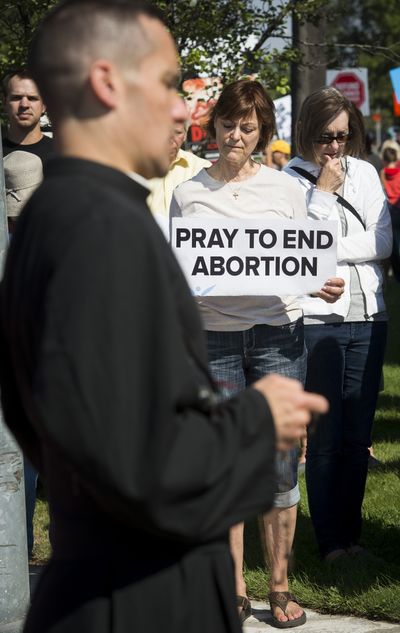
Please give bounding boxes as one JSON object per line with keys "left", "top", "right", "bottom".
{"left": 206, "top": 79, "right": 276, "bottom": 152}
{"left": 296, "top": 87, "right": 365, "bottom": 162}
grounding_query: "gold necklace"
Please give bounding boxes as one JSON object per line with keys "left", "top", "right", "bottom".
{"left": 221, "top": 161, "right": 258, "bottom": 200}
{"left": 224, "top": 179, "right": 243, "bottom": 200}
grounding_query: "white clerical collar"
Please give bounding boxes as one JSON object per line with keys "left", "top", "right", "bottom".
{"left": 127, "top": 171, "right": 151, "bottom": 191}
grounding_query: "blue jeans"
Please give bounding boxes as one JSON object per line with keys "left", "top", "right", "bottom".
{"left": 24, "top": 457, "right": 38, "bottom": 558}
{"left": 304, "top": 321, "right": 387, "bottom": 557}
{"left": 206, "top": 319, "right": 307, "bottom": 508}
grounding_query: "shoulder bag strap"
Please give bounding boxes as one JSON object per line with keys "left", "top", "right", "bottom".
{"left": 290, "top": 165, "right": 366, "bottom": 230}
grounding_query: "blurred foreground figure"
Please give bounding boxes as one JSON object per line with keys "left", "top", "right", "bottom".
{"left": 0, "top": 2, "right": 327, "bottom": 632}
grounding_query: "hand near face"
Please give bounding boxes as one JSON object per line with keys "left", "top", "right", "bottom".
{"left": 316, "top": 155, "right": 345, "bottom": 193}
{"left": 253, "top": 374, "right": 328, "bottom": 451}
{"left": 314, "top": 277, "right": 345, "bottom": 303}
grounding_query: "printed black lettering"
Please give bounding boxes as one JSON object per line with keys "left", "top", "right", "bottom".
{"left": 245, "top": 257, "right": 260, "bottom": 276}
{"left": 207, "top": 229, "right": 224, "bottom": 248}
{"left": 301, "top": 257, "right": 318, "bottom": 276}
{"left": 223, "top": 228, "right": 239, "bottom": 248}
{"left": 259, "top": 229, "right": 277, "bottom": 249}
{"left": 261, "top": 256, "right": 274, "bottom": 275}
{"left": 281, "top": 257, "right": 299, "bottom": 276}
{"left": 298, "top": 230, "right": 314, "bottom": 249}
{"left": 175, "top": 228, "right": 191, "bottom": 248}
{"left": 192, "top": 256, "right": 208, "bottom": 275}
{"left": 226, "top": 256, "right": 244, "bottom": 276}
{"left": 317, "top": 231, "right": 333, "bottom": 249}
{"left": 283, "top": 230, "right": 297, "bottom": 248}
{"left": 191, "top": 228, "right": 206, "bottom": 248}
{"left": 245, "top": 228, "right": 258, "bottom": 248}
{"left": 210, "top": 257, "right": 225, "bottom": 275}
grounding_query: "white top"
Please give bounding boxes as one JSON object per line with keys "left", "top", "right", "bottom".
{"left": 170, "top": 164, "right": 307, "bottom": 330}
{"left": 284, "top": 156, "right": 392, "bottom": 320}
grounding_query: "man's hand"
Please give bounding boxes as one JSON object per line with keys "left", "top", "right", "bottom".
{"left": 314, "top": 277, "right": 345, "bottom": 303}
{"left": 253, "top": 374, "right": 328, "bottom": 450}
{"left": 316, "top": 155, "right": 344, "bottom": 193}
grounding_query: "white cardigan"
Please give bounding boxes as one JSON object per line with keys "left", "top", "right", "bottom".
{"left": 284, "top": 156, "right": 393, "bottom": 318}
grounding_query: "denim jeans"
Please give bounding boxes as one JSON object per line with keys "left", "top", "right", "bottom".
{"left": 206, "top": 319, "right": 307, "bottom": 508}
{"left": 304, "top": 321, "right": 387, "bottom": 557}
{"left": 24, "top": 457, "right": 38, "bottom": 558}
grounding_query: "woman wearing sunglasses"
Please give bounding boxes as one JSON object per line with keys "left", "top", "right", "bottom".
{"left": 285, "top": 88, "right": 392, "bottom": 563}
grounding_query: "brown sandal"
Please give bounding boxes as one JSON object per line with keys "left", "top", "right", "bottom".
{"left": 237, "top": 595, "right": 251, "bottom": 623}
{"left": 268, "top": 591, "right": 306, "bottom": 628}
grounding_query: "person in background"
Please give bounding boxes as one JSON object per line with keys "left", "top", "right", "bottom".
{"left": 285, "top": 87, "right": 392, "bottom": 563}
{"left": 0, "top": 3, "right": 328, "bottom": 633}
{"left": 2, "top": 71, "right": 53, "bottom": 559}
{"left": 3, "top": 150, "right": 44, "bottom": 559}
{"left": 263, "top": 139, "right": 291, "bottom": 171}
{"left": 381, "top": 147, "right": 400, "bottom": 282}
{"left": 380, "top": 139, "right": 400, "bottom": 166}
{"left": 365, "top": 132, "right": 382, "bottom": 174}
{"left": 171, "top": 79, "right": 343, "bottom": 628}
{"left": 2, "top": 69, "right": 54, "bottom": 163}
{"left": 4, "top": 151, "right": 43, "bottom": 235}
{"left": 381, "top": 147, "right": 400, "bottom": 208}
{"left": 147, "top": 120, "right": 210, "bottom": 217}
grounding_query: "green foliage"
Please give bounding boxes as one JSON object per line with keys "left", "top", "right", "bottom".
{"left": 0, "top": 1, "right": 57, "bottom": 79}
{"left": 328, "top": 0, "right": 400, "bottom": 122}
{"left": 154, "top": 0, "right": 328, "bottom": 92}
{"left": 0, "top": 0, "right": 329, "bottom": 95}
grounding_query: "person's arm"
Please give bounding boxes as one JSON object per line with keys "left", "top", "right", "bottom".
{"left": 336, "top": 174, "right": 392, "bottom": 263}
{"left": 288, "top": 160, "right": 392, "bottom": 263}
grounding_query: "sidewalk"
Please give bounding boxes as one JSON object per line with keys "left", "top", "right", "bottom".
{"left": 27, "top": 566, "right": 400, "bottom": 633}
{"left": 244, "top": 600, "right": 400, "bottom": 633}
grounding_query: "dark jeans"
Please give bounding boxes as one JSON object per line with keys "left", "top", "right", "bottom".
{"left": 206, "top": 319, "right": 307, "bottom": 507}
{"left": 24, "top": 457, "right": 38, "bottom": 558}
{"left": 304, "top": 321, "right": 387, "bottom": 558}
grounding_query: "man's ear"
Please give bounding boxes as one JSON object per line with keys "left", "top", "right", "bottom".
{"left": 89, "top": 59, "right": 120, "bottom": 110}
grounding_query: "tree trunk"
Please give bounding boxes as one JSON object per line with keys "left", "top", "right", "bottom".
{"left": 291, "top": 14, "right": 327, "bottom": 154}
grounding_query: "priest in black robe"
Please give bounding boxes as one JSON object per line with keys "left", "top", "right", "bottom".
{"left": 0, "top": 2, "right": 327, "bottom": 632}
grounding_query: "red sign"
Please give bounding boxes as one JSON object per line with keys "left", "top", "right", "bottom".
{"left": 331, "top": 72, "right": 365, "bottom": 109}
{"left": 394, "top": 93, "right": 400, "bottom": 117}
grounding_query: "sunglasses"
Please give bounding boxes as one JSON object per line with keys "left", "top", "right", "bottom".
{"left": 314, "top": 132, "right": 352, "bottom": 145}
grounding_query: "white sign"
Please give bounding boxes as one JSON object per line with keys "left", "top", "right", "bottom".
{"left": 326, "top": 68, "right": 370, "bottom": 116}
{"left": 171, "top": 218, "right": 337, "bottom": 296}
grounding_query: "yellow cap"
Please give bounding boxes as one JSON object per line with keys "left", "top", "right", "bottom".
{"left": 270, "top": 139, "right": 291, "bottom": 155}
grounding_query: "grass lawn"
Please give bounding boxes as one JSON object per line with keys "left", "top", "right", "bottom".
{"left": 32, "top": 278, "right": 400, "bottom": 622}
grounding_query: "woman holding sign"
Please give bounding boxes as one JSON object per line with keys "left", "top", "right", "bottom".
{"left": 171, "top": 80, "right": 343, "bottom": 628}
{"left": 285, "top": 88, "right": 392, "bottom": 563}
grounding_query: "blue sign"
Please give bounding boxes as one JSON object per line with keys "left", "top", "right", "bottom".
{"left": 389, "top": 67, "right": 400, "bottom": 102}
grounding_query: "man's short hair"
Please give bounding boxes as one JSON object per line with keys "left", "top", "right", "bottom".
{"left": 2, "top": 69, "right": 35, "bottom": 98}
{"left": 28, "top": 0, "right": 164, "bottom": 120}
